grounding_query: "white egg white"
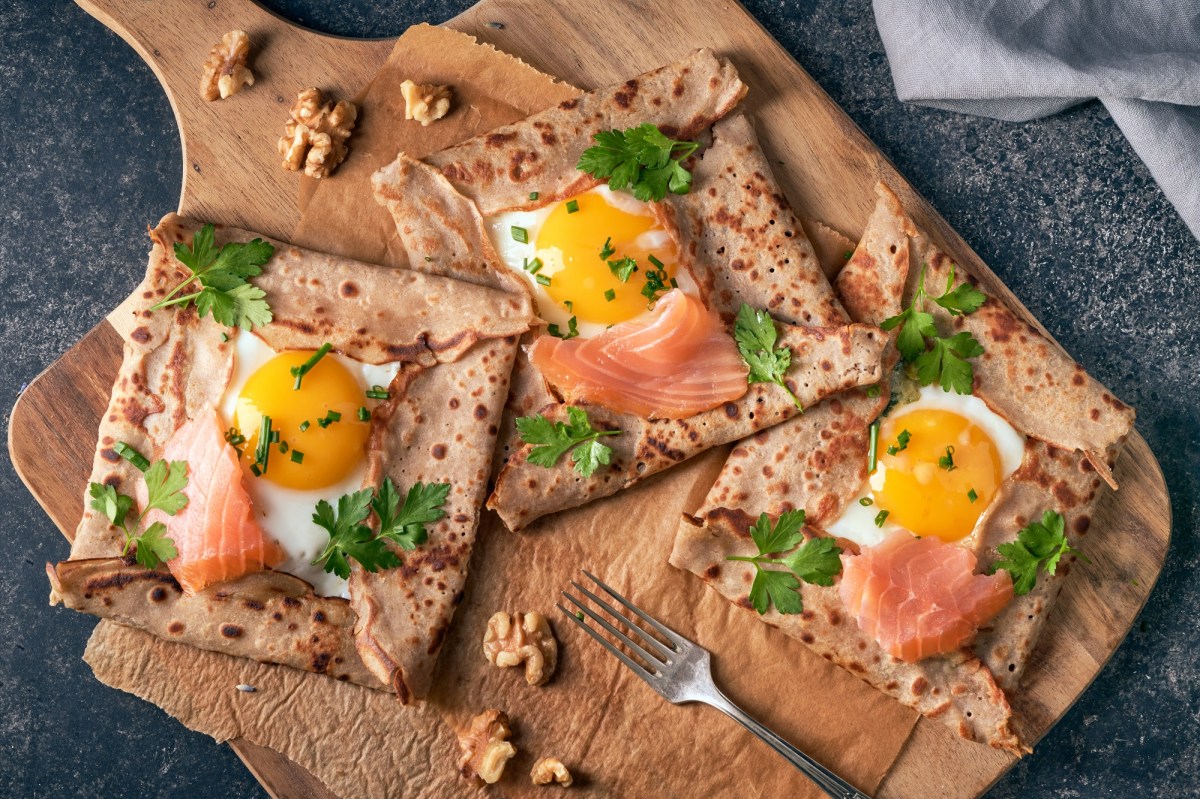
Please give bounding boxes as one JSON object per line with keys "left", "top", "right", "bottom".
{"left": 486, "top": 184, "right": 698, "bottom": 338}
{"left": 219, "top": 330, "right": 400, "bottom": 598}
{"left": 826, "top": 384, "right": 1026, "bottom": 549}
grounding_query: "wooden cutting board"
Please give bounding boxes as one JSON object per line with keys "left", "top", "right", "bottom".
{"left": 9, "top": 0, "right": 1171, "bottom": 797}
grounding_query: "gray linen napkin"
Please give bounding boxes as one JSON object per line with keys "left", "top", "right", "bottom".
{"left": 873, "top": 0, "right": 1200, "bottom": 240}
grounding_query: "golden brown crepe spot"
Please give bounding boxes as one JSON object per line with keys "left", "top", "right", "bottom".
{"left": 242, "top": 598, "right": 264, "bottom": 611}
{"left": 99, "top": 447, "right": 120, "bottom": 463}
{"left": 220, "top": 624, "right": 243, "bottom": 639}
{"left": 703, "top": 564, "right": 721, "bottom": 579}
{"left": 167, "top": 621, "right": 184, "bottom": 634}
{"left": 613, "top": 79, "right": 639, "bottom": 108}
{"left": 912, "top": 676, "right": 929, "bottom": 696}
{"left": 432, "top": 444, "right": 448, "bottom": 460}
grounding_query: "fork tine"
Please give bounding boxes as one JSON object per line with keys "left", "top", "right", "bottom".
{"left": 582, "top": 569, "right": 690, "bottom": 648}
{"left": 561, "top": 591, "right": 667, "bottom": 666}
{"left": 556, "top": 603, "right": 658, "bottom": 686}
{"left": 569, "top": 580, "right": 675, "bottom": 658}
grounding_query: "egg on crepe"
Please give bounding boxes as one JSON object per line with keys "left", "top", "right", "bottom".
{"left": 828, "top": 385, "right": 1025, "bottom": 549}
{"left": 488, "top": 184, "right": 697, "bottom": 338}
{"left": 219, "top": 330, "right": 400, "bottom": 597}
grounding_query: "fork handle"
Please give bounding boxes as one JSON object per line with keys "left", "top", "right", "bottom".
{"left": 704, "top": 689, "right": 874, "bottom": 799}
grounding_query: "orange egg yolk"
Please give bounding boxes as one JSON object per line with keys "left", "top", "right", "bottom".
{"left": 234, "top": 351, "right": 370, "bottom": 490}
{"left": 534, "top": 191, "right": 678, "bottom": 325}
{"left": 874, "top": 408, "right": 1002, "bottom": 542}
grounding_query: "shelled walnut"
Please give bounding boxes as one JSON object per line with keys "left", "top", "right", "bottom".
{"left": 277, "top": 88, "right": 358, "bottom": 178}
{"left": 483, "top": 611, "right": 558, "bottom": 686}
{"left": 457, "top": 709, "right": 517, "bottom": 785}
{"left": 199, "top": 30, "right": 255, "bottom": 101}
{"left": 399, "top": 79, "right": 452, "bottom": 126}
{"left": 530, "top": 758, "right": 573, "bottom": 787}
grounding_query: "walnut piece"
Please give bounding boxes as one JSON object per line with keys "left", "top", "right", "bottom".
{"left": 457, "top": 709, "right": 517, "bottom": 785}
{"left": 530, "top": 758, "right": 573, "bottom": 787}
{"left": 277, "top": 88, "right": 358, "bottom": 179}
{"left": 199, "top": 30, "right": 254, "bottom": 101}
{"left": 400, "top": 79, "right": 452, "bottom": 126}
{"left": 483, "top": 611, "right": 558, "bottom": 686}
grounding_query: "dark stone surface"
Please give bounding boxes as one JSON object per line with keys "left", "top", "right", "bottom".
{"left": 1, "top": 0, "right": 1195, "bottom": 796}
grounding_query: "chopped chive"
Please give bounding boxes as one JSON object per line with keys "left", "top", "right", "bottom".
{"left": 859, "top": 497, "right": 874, "bottom": 507}
{"left": 268, "top": 430, "right": 280, "bottom": 444}
{"left": 867, "top": 421, "right": 880, "bottom": 473}
{"left": 290, "top": 343, "right": 333, "bottom": 390}
{"left": 357, "top": 406, "right": 370, "bottom": 422}
{"left": 527, "top": 257, "right": 544, "bottom": 274}
{"left": 299, "top": 420, "right": 310, "bottom": 432}
{"left": 536, "top": 274, "right": 551, "bottom": 286}
{"left": 967, "top": 488, "right": 978, "bottom": 503}
{"left": 865, "top": 384, "right": 881, "bottom": 398}
{"left": 220, "top": 332, "right": 228, "bottom": 342}
{"left": 575, "top": 611, "right": 584, "bottom": 621}
{"left": 278, "top": 440, "right": 289, "bottom": 454}
{"left": 290, "top": 450, "right": 304, "bottom": 464}
{"left": 939, "top": 445, "right": 956, "bottom": 471}
{"left": 604, "top": 288, "right": 617, "bottom": 302}
{"left": 254, "top": 416, "right": 272, "bottom": 474}
{"left": 528, "top": 191, "right": 539, "bottom": 201}
{"left": 843, "top": 249, "right": 854, "bottom": 260}
{"left": 874, "top": 509, "right": 890, "bottom": 527}
{"left": 887, "top": 429, "right": 910, "bottom": 456}
{"left": 327, "top": 410, "right": 342, "bottom": 422}
{"left": 565, "top": 199, "right": 579, "bottom": 213}
{"left": 599, "top": 237, "right": 615, "bottom": 260}
{"left": 366, "top": 387, "right": 390, "bottom": 400}
{"left": 647, "top": 254, "right": 664, "bottom": 270}
{"left": 564, "top": 300, "right": 573, "bottom": 312}
{"left": 250, "top": 464, "right": 262, "bottom": 477}
{"left": 510, "top": 225, "right": 528, "bottom": 243}
{"left": 669, "top": 277, "right": 678, "bottom": 288}
{"left": 113, "top": 442, "right": 150, "bottom": 473}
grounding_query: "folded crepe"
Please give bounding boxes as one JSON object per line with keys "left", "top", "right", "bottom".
{"left": 372, "top": 51, "right": 886, "bottom": 531}
{"left": 671, "top": 183, "right": 1135, "bottom": 752}
{"left": 48, "top": 214, "right": 532, "bottom": 702}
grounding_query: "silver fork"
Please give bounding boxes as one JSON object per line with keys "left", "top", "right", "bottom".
{"left": 559, "top": 570, "right": 873, "bottom": 799}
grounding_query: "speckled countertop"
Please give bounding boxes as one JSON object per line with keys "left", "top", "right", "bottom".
{"left": 2, "top": 1, "right": 1196, "bottom": 796}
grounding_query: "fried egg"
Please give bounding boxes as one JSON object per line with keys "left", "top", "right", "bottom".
{"left": 828, "top": 385, "right": 1025, "bottom": 549}
{"left": 219, "top": 330, "right": 400, "bottom": 597}
{"left": 488, "top": 185, "right": 697, "bottom": 337}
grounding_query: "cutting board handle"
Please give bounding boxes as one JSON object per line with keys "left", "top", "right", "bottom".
{"left": 73, "top": 0, "right": 393, "bottom": 238}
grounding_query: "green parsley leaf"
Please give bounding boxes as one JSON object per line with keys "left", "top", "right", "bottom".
{"left": 608, "top": 257, "right": 638, "bottom": 282}
{"left": 89, "top": 482, "right": 134, "bottom": 532}
{"left": 599, "top": 237, "right": 615, "bottom": 260}
{"left": 734, "top": 304, "right": 803, "bottom": 411}
{"left": 151, "top": 224, "right": 274, "bottom": 330}
{"left": 128, "top": 521, "right": 179, "bottom": 570}
{"left": 576, "top": 123, "right": 700, "bottom": 202}
{"left": 516, "top": 406, "right": 621, "bottom": 478}
{"left": 989, "top": 510, "right": 1085, "bottom": 595}
{"left": 374, "top": 478, "right": 450, "bottom": 551}
{"left": 933, "top": 265, "right": 987, "bottom": 316}
{"left": 728, "top": 510, "right": 842, "bottom": 615}
{"left": 914, "top": 331, "right": 984, "bottom": 395}
{"left": 142, "top": 460, "right": 189, "bottom": 516}
{"left": 311, "top": 489, "right": 400, "bottom": 579}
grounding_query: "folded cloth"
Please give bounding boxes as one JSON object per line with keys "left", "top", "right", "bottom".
{"left": 873, "top": 0, "right": 1200, "bottom": 240}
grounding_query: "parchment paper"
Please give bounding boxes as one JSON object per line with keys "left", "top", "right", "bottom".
{"left": 86, "top": 23, "right": 920, "bottom": 798}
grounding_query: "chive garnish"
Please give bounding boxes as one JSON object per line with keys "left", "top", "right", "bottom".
{"left": 536, "top": 274, "right": 551, "bottom": 286}
{"left": 939, "top": 446, "right": 956, "bottom": 471}
{"left": 278, "top": 440, "right": 289, "bottom": 454}
{"left": 867, "top": 421, "right": 880, "bottom": 473}
{"left": 865, "top": 384, "right": 881, "bottom": 398}
{"left": 290, "top": 450, "right": 304, "bottom": 464}
{"left": 566, "top": 199, "right": 579, "bottom": 213}
{"left": 291, "top": 343, "right": 332, "bottom": 390}
{"left": 874, "top": 509, "right": 890, "bottom": 527}
{"left": 113, "top": 442, "right": 150, "bottom": 472}
{"left": 528, "top": 191, "right": 539, "bottom": 201}
{"left": 968, "top": 488, "right": 978, "bottom": 503}
{"left": 527, "top": 258, "right": 544, "bottom": 274}
{"left": 511, "top": 226, "right": 528, "bottom": 243}
{"left": 647, "top": 253, "right": 664, "bottom": 270}
{"left": 859, "top": 497, "right": 874, "bottom": 507}
{"left": 254, "top": 416, "right": 272, "bottom": 474}
{"left": 604, "top": 289, "right": 616, "bottom": 301}
{"left": 564, "top": 300, "right": 574, "bottom": 312}
{"left": 366, "top": 386, "right": 389, "bottom": 400}
{"left": 317, "top": 410, "right": 342, "bottom": 429}
{"left": 250, "top": 464, "right": 262, "bottom": 476}
{"left": 357, "top": 406, "right": 370, "bottom": 422}
{"left": 299, "top": 420, "right": 310, "bottom": 432}
{"left": 220, "top": 332, "right": 229, "bottom": 342}
{"left": 599, "top": 237, "right": 615, "bottom": 260}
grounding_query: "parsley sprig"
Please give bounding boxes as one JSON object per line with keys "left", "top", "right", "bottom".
{"left": 734, "top": 304, "right": 803, "bottom": 411}
{"left": 150, "top": 223, "right": 274, "bottom": 330}
{"left": 88, "top": 456, "right": 188, "bottom": 570}
{"left": 989, "top": 510, "right": 1087, "bottom": 595}
{"left": 577, "top": 123, "right": 700, "bottom": 202}
{"left": 725, "top": 510, "right": 843, "bottom": 614}
{"left": 516, "top": 406, "right": 620, "bottom": 478}
{"left": 311, "top": 478, "right": 450, "bottom": 579}
{"left": 880, "top": 264, "right": 986, "bottom": 395}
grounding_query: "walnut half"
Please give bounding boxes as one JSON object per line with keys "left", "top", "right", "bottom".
{"left": 457, "top": 709, "right": 517, "bottom": 785}
{"left": 400, "top": 79, "right": 452, "bottom": 126}
{"left": 531, "top": 758, "right": 573, "bottom": 787}
{"left": 199, "top": 30, "right": 254, "bottom": 101}
{"left": 484, "top": 611, "right": 558, "bottom": 686}
{"left": 277, "top": 88, "right": 358, "bottom": 179}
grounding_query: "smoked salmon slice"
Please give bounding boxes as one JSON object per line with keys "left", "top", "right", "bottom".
{"left": 528, "top": 289, "right": 749, "bottom": 419}
{"left": 141, "top": 405, "right": 282, "bottom": 594}
{"left": 839, "top": 530, "right": 1013, "bottom": 662}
